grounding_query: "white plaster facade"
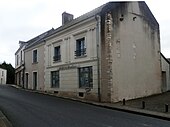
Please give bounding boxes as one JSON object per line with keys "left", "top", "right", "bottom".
{"left": 44, "top": 18, "right": 99, "bottom": 100}
{"left": 23, "top": 29, "right": 54, "bottom": 90}
{"left": 0, "top": 68, "right": 7, "bottom": 84}
{"left": 24, "top": 42, "right": 45, "bottom": 90}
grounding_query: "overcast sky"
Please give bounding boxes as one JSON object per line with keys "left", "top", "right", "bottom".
{"left": 0, "top": 0, "right": 170, "bottom": 67}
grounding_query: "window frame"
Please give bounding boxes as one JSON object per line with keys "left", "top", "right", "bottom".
{"left": 32, "top": 49, "right": 38, "bottom": 63}
{"left": 51, "top": 70, "right": 60, "bottom": 88}
{"left": 16, "top": 55, "right": 19, "bottom": 66}
{"left": 75, "top": 37, "right": 86, "bottom": 57}
{"left": 78, "top": 66, "right": 93, "bottom": 88}
{"left": 20, "top": 50, "right": 22, "bottom": 64}
{"left": 53, "top": 46, "right": 61, "bottom": 62}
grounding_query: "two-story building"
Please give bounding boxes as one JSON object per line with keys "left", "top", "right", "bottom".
{"left": 15, "top": 1, "right": 163, "bottom": 102}
{"left": 43, "top": 1, "right": 162, "bottom": 102}
{"left": 0, "top": 68, "right": 7, "bottom": 84}
{"left": 15, "top": 41, "right": 27, "bottom": 87}
{"left": 24, "top": 29, "right": 54, "bottom": 90}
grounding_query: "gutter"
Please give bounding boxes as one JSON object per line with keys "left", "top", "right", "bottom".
{"left": 95, "top": 15, "right": 101, "bottom": 102}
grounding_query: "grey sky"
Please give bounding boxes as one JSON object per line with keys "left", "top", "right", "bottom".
{"left": 0, "top": 0, "right": 169, "bottom": 67}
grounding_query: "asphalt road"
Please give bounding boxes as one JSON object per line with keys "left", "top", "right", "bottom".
{"left": 0, "top": 85, "right": 170, "bottom": 127}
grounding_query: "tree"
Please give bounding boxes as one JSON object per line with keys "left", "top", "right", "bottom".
{"left": 0, "top": 61, "right": 15, "bottom": 84}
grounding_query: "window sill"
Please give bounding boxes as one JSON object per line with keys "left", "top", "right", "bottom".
{"left": 79, "top": 86, "right": 93, "bottom": 89}
{"left": 75, "top": 55, "right": 87, "bottom": 59}
{"left": 53, "top": 60, "right": 62, "bottom": 63}
{"left": 51, "top": 87, "right": 59, "bottom": 89}
{"left": 32, "top": 62, "right": 38, "bottom": 64}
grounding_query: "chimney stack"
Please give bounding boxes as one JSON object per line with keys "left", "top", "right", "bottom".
{"left": 19, "top": 41, "right": 27, "bottom": 47}
{"left": 62, "top": 12, "right": 74, "bottom": 25}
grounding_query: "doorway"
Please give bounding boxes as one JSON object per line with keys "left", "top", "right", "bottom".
{"left": 33, "top": 72, "right": 37, "bottom": 90}
{"left": 25, "top": 73, "right": 29, "bottom": 89}
{"left": 1, "top": 78, "right": 2, "bottom": 84}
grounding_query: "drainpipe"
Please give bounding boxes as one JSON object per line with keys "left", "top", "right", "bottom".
{"left": 95, "top": 15, "right": 101, "bottom": 102}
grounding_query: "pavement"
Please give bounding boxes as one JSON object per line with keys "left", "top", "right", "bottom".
{"left": 59, "top": 92, "right": 170, "bottom": 121}
{"left": 0, "top": 111, "right": 12, "bottom": 127}
{"left": 1, "top": 84, "right": 170, "bottom": 127}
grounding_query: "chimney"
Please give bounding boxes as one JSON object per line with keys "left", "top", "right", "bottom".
{"left": 19, "top": 41, "right": 26, "bottom": 47}
{"left": 62, "top": 12, "right": 74, "bottom": 25}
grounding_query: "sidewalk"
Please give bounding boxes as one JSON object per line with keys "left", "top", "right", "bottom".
{"left": 68, "top": 92, "right": 170, "bottom": 121}
{"left": 0, "top": 111, "right": 12, "bottom": 127}
{"left": 114, "top": 91, "right": 170, "bottom": 113}
{"left": 11, "top": 85, "right": 170, "bottom": 121}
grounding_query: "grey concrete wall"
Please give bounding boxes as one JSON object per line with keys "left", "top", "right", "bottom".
{"left": 109, "top": 2, "right": 161, "bottom": 102}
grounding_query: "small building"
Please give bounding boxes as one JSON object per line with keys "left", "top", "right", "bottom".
{"left": 0, "top": 68, "right": 7, "bottom": 84}
{"left": 24, "top": 29, "right": 54, "bottom": 90}
{"left": 15, "top": 41, "right": 27, "bottom": 87}
{"left": 161, "top": 53, "right": 170, "bottom": 92}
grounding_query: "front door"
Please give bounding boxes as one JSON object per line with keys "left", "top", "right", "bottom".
{"left": 25, "top": 73, "right": 29, "bottom": 89}
{"left": 1, "top": 78, "right": 2, "bottom": 84}
{"left": 33, "top": 72, "right": 37, "bottom": 90}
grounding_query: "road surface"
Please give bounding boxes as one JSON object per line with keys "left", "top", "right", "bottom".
{"left": 0, "top": 85, "right": 170, "bottom": 127}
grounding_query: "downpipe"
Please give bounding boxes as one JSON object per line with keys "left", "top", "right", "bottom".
{"left": 95, "top": 15, "right": 101, "bottom": 102}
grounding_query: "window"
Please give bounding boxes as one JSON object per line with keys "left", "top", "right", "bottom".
{"left": 20, "top": 51, "right": 22, "bottom": 64}
{"left": 75, "top": 37, "right": 86, "bottom": 57}
{"left": 2, "top": 71, "right": 3, "bottom": 76}
{"left": 16, "top": 55, "right": 19, "bottom": 65}
{"left": 33, "top": 49, "right": 38, "bottom": 63}
{"left": 79, "top": 66, "right": 93, "bottom": 88}
{"left": 51, "top": 71, "right": 59, "bottom": 88}
{"left": 53, "top": 46, "right": 61, "bottom": 62}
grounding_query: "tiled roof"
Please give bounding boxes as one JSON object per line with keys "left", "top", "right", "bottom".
{"left": 17, "top": 1, "right": 158, "bottom": 51}
{"left": 45, "top": 2, "right": 108, "bottom": 38}
{"left": 45, "top": 1, "right": 153, "bottom": 39}
{"left": 24, "top": 28, "right": 54, "bottom": 50}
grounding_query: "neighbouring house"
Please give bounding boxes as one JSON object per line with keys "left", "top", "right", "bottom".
{"left": 0, "top": 68, "right": 7, "bottom": 84}
{"left": 15, "top": 41, "right": 27, "bottom": 87}
{"left": 15, "top": 1, "right": 163, "bottom": 102}
{"left": 161, "top": 53, "right": 170, "bottom": 92}
{"left": 44, "top": 1, "right": 161, "bottom": 102}
{"left": 23, "top": 29, "right": 54, "bottom": 90}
